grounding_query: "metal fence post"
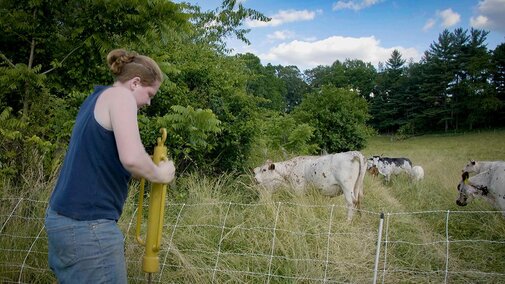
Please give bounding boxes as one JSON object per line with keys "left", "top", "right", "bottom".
{"left": 373, "top": 212, "right": 385, "bottom": 284}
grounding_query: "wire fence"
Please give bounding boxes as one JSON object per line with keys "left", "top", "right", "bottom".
{"left": 1, "top": 197, "right": 504, "bottom": 283}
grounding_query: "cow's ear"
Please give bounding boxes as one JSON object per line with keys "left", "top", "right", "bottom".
{"left": 268, "top": 163, "right": 275, "bottom": 170}
{"left": 470, "top": 160, "right": 475, "bottom": 165}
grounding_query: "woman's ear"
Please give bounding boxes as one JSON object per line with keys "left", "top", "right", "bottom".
{"left": 130, "top": 77, "right": 141, "bottom": 90}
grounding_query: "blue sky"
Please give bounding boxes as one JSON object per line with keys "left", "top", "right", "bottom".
{"left": 179, "top": 0, "right": 505, "bottom": 71}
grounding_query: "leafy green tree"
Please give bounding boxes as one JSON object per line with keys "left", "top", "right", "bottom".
{"left": 273, "top": 65, "right": 309, "bottom": 112}
{"left": 420, "top": 29, "right": 458, "bottom": 131}
{"left": 0, "top": 107, "right": 55, "bottom": 185}
{"left": 1, "top": 0, "right": 190, "bottom": 101}
{"left": 369, "top": 49, "right": 407, "bottom": 132}
{"left": 456, "top": 29, "right": 496, "bottom": 129}
{"left": 491, "top": 43, "right": 505, "bottom": 125}
{"left": 235, "top": 53, "right": 285, "bottom": 112}
{"left": 397, "top": 62, "right": 429, "bottom": 134}
{"left": 145, "top": 43, "right": 261, "bottom": 173}
{"left": 138, "top": 105, "right": 222, "bottom": 174}
{"left": 185, "top": 0, "right": 269, "bottom": 51}
{"left": 418, "top": 28, "right": 497, "bottom": 131}
{"left": 259, "top": 113, "right": 317, "bottom": 154}
{"left": 0, "top": 0, "right": 269, "bottom": 183}
{"left": 292, "top": 85, "right": 373, "bottom": 152}
{"left": 342, "top": 59, "right": 377, "bottom": 98}
{"left": 304, "top": 65, "right": 333, "bottom": 88}
{"left": 493, "top": 43, "right": 505, "bottom": 97}
{"left": 0, "top": 0, "right": 195, "bottom": 185}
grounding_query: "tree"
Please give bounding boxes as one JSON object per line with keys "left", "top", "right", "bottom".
{"left": 418, "top": 28, "right": 497, "bottom": 131}
{"left": 271, "top": 64, "right": 309, "bottom": 112}
{"left": 491, "top": 43, "right": 505, "bottom": 126}
{"left": 186, "top": 0, "right": 269, "bottom": 51}
{"left": 456, "top": 29, "right": 496, "bottom": 129}
{"left": 369, "top": 49, "right": 407, "bottom": 133}
{"left": 493, "top": 43, "right": 505, "bottom": 96}
{"left": 292, "top": 85, "right": 373, "bottom": 152}
{"left": 420, "top": 29, "right": 458, "bottom": 132}
{"left": 342, "top": 59, "right": 377, "bottom": 99}
{"left": 1, "top": 0, "right": 190, "bottom": 105}
{"left": 235, "top": 53, "right": 285, "bottom": 112}
{"left": 304, "top": 65, "right": 333, "bottom": 88}
{"left": 0, "top": 0, "right": 271, "bottom": 181}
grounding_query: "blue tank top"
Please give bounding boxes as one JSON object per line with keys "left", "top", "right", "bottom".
{"left": 50, "top": 86, "right": 132, "bottom": 221}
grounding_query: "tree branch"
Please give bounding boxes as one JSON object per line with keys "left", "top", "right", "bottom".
{"left": 42, "top": 45, "right": 82, "bottom": 75}
{"left": 0, "top": 52, "right": 16, "bottom": 68}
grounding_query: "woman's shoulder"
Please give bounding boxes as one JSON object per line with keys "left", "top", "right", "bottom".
{"left": 102, "top": 86, "right": 135, "bottom": 105}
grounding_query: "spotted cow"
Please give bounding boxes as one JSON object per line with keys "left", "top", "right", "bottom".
{"left": 253, "top": 151, "right": 367, "bottom": 220}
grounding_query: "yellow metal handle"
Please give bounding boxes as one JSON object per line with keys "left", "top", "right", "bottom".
{"left": 135, "top": 128, "right": 170, "bottom": 274}
{"left": 155, "top": 156, "right": 168, "bottom": 251}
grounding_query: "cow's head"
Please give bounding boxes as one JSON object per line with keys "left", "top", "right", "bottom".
{"left": 462, "top": 160, "right": 477, "bottom": 173}
{"left": 456, "top": 171, "right": 479, "bottom": 206}
{"left": 366, "top": 158, "right": 374, "bottom": 170}
{"left": 253, "top": 160, "right": 285, "bottom": 191}
{"left": 367, "top": 165, "right": 379, "bottom": 177}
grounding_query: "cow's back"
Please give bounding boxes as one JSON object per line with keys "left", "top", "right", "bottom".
{"left": 464, "top": 160, "right": 505, "bottom": 174}
{"left": 303, "top": 154, "right": 339, "bottom": 194}
{"left": 304, "top": 151, "right": 365, "bottom": 196}
{"left": 279, "top": 155, "right": 320, "bottom": 192}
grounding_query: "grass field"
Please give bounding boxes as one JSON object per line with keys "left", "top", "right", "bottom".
{"left": 1, "top": 130, "right": 504, "bottom": 283}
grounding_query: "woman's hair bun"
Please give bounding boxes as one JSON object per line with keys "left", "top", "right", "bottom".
{"left": 107, "top": 49, "right": 137, "bottom": 75}
{"left": 106, "top": 48, "right": 162, "bottom": 85}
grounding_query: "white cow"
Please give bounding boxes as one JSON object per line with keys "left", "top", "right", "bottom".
{"left": 462, "top": 160, "right": 505, "bottom": 174}
{"left": 368, "top": 156, "right": 413, "bottom": 182}
{"left": 253, "top": 151, "right": 367, "bottom": 221}
{"left": 456, "top": 163, "right": 505, "bottom": 217}
{"left": 410, "top": 165, "right": 424, "bottom": 181}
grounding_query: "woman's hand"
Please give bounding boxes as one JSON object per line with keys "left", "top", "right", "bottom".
{"left": 157, "top": 160, "right": 175, "bottom": 184}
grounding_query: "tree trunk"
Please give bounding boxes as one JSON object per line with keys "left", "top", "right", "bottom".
{"left": 22, "top": 37, "right": 36, "bottom": 120}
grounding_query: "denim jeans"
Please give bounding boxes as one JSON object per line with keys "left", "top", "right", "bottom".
{"left": 45, "top": 206, "right": 127, "bottom": 284}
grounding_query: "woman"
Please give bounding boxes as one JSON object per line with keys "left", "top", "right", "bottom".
{"left": 45, "top": 49, "right": 175, "bottom": 283}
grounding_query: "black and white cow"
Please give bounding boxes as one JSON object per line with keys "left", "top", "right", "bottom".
{"left": 368, "top": 156, "right": 413, "bottom": 182}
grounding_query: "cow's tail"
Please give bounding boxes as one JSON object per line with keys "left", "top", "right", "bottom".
{"left": 352, "top": 151, "right": 367, "bottom": 214}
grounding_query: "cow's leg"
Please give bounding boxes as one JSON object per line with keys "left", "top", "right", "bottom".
{"left": 292, "top": 180, "right": 306, "bottom": 195}
{"left": 340, "top": 184, "right": 355, "bottom": 221}
{"left": 385, "top": 174, "right": 391, "bottom": 183}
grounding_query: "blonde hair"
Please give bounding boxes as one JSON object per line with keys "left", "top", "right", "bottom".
{"left": 107, "top": 49, "right": 163, "bottom": 86}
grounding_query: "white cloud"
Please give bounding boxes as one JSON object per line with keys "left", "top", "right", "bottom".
{"left": 258, "top": 36, "right": 421, "bottom": 71}
{"left": 422, "top": 8, "right": 461, "bottom": 31}
{"left": 246, "top": 9, "right": 319, "bottom": 28}
{"left": 267, "top": 30, "right": 295, "bottom": 41}
{"left": 437, "top": 8, "right": 461, "bottom": 27}
{"left": 470, "top": 15, "right": 489, "bottom": 28}
{"left": 470, "top": 0, "right": 505, "bottom": 33}
{"left": 333, "top": 0, "right": 382, "bottom": 11}
{"left": 423, "top": 18, "right": 436, "bottom": 31}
